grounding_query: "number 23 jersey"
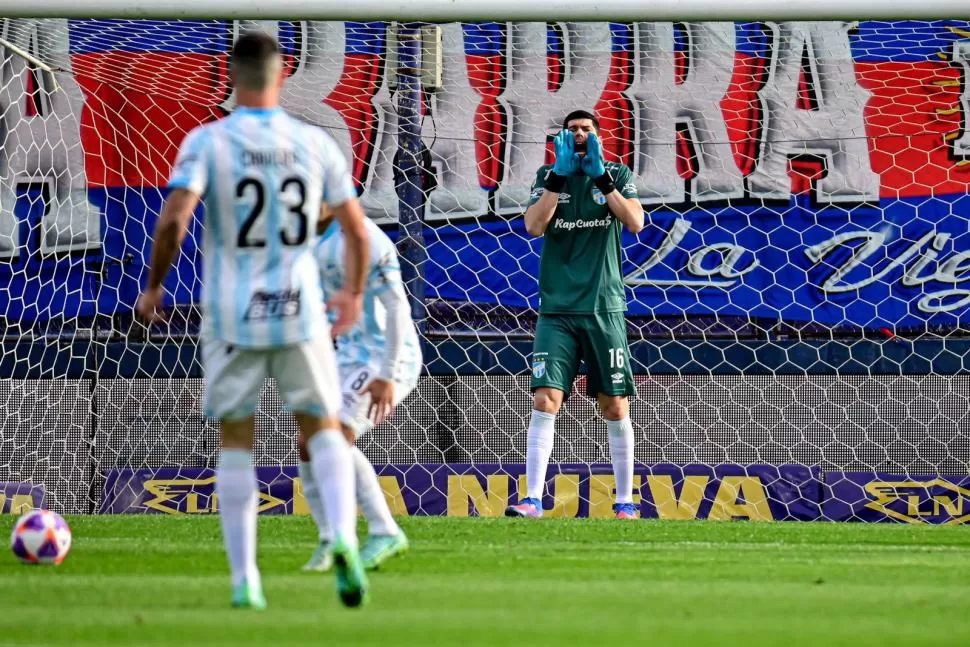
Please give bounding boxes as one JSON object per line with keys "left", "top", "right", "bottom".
{"left": 168, "top": 106, "right": 357, "bottom": 348}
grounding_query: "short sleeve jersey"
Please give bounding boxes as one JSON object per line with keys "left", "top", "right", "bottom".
{"left": 527, "top": 163, "right": 639, "bottom": 314}
{"left": 168, "top": 106, "right": 357, "bottom": 348}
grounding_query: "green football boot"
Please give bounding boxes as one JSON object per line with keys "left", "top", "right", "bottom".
{"left": 331, "top": 536, "right": 369, "bottom": 608}
{"left": 231, "top": 578, "right": 267, "bottom": 610}
{"left": 360, "top": 532, "right": 409, "bottom": 571}
{"left": 301, "top": 539, "right": 334, "bottom": 573}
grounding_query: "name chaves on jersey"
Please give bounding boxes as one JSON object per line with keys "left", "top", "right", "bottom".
{"left": 168, "top": 106, "right": 358, "bottom": 348}
{"left": 314, "top": 217, "right": 422, "bottom": 374}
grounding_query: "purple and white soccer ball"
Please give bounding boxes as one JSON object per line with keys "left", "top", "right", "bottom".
{"left": 10, "top": 509, "right": 72, "bottom": 565}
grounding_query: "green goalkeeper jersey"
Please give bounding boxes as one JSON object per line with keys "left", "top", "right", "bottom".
{"left": 527, "top": 162, "right": 639, "bottom": 314}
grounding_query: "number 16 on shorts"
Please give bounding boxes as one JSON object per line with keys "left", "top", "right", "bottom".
{"left": 608, "top": 347, "right": 625, "bottom": 369}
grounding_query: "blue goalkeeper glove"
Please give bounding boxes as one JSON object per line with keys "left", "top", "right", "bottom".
{"left": 580, "top": 132, "right": 606, "bottom": 179}
{"left": 552, "top": 130, "right": 580, "bottom": 177}
{"left": 581, "top": 133, "right": 618, "bottom": 196}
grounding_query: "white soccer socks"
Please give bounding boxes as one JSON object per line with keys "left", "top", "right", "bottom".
{"left": 352, "top": 447, "right": 400, "bottom": 536}
{"left": 607, "top": 417, "right": 635, "bottom": 504}
{"left": 215, "top": 448, "right": 261, "bottom": 589}
{"left": 525, "top": 410, "right": 557, "bottom": 500}
{"left": 306, "top": 430, "right": 358, "bottom": 548}
{"left": 298, "top": 460, "right": 332, "bottom": 541}
{"left": 302, "top": 446, "right": 400, "bottom": 538}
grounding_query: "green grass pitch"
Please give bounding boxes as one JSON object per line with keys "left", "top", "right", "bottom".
{"left": 1, "top": 516, "right": 969, "bottom": 646}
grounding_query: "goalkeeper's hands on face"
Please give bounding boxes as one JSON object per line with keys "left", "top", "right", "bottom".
{"left": 552, "top": 130, "right": 581, "bottom": 176}
{"left": 580, "top": 132, "right": 607, "bottom": 179}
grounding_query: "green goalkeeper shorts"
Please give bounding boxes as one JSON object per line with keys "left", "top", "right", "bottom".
{"left": 530, "top": 312, "right": 635, "bottom": 398}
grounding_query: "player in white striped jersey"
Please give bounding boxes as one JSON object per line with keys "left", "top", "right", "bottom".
{"left": 136, "top": 32, "right": 370, "bottom": 610}
{"left": 298, "top": 211, "right": 422, "bottom": 572}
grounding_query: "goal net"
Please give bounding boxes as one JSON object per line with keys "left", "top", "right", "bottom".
{"left": 1, "top": 17, "right": 969, "bottom": 523}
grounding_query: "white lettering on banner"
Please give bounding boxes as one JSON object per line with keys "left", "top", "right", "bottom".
{"left": 624, "top": 217, "right": 760, "bottom": 288}
{"left": 745, "top": 22, "right": 880, "bottom": 203}
{"left": 630, "top": 22, "right": 744, "bottom": 204}
{"left": 275, "top": 21, "right": 400, "bottom": 218}
{"left": 0, "top": 18, "right": 100, "bottom": 258}
{"left": 495, "top": 22, "right": 613, "bottom": 213}
{"left": 949, "top": 40, "right": 970, "bottom": 158}
{"left": 805, "top": 229, "right": 970, "bottom": 313}
{"left": 425, "top": 22, "right": 490, "bottom": 217}
{"left": 624, "top": 217, "right": 970, "bottom": 314}
{"left": 0, "top": 20, "right": 888, "bottom": 234}
{"left": 623, "top": 215, "right": 970, "bottom": 315}
{"left": 404, "top": 20, "right": 876, "bottom": 216}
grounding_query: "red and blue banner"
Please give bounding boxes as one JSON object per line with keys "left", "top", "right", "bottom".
{"left": 3, "top": 20, "right": 970, "bottom": 332}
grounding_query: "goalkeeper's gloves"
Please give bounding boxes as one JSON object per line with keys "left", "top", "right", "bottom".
{"left": 545, "top": 130, "right": 580, "bottom": 192}
{"left": 580, "top": 133, "right": 616, "bottom": 196}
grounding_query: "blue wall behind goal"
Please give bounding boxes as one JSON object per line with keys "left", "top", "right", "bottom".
{"left": 0, "top": 338, "right": 967, "bottom": 380}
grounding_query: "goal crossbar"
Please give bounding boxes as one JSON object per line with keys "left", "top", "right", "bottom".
{"left": 0, "top": 0, "right": 966, "bottom": 21}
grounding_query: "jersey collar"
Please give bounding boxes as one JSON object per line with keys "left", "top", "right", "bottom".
{"left": 233, "top": 105, "right": 283, "bottom": 117}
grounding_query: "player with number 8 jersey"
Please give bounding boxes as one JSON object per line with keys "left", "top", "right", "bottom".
{"left": 296, "top": 213, "right": 422, "bottom": 573}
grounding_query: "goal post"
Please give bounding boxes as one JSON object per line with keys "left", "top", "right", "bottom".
{"left": 0, "top": 13, "right": 969, "bottom": 522}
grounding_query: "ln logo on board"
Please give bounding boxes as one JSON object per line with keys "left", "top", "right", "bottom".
{"left": 864, "top": 479, "right": 970, "bottom": 524}
{"left": 143, "top": 476, "right": 285, "bottom": 514}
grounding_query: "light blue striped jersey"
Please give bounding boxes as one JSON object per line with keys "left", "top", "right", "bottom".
{"left": 168, "top": 106, "right": 357, "bottom": 348}
{"left": 315, "top": 218, "right": 422, "bottom": 378}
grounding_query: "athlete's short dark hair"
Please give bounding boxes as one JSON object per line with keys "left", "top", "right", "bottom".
{"left": 231, "top": 32, "right": 282, "bottom": 90}
{"left": 562, "top": 110, "right": 600, "bottom": 132}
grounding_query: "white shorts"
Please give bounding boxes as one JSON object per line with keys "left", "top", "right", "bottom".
{"left": 339, "top": 363, "right": 418, "bottom": 438}
{"left": 202, "top": 334, "right": 341, "bottom": 421}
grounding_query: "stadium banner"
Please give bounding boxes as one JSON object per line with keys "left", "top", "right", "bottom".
{"left": 0, "top": 482, "right": 45, "bottom": 515}
{"left": 823, "top": 472, "right": 970, "bottom": 524}
{"left": 99, "top": 463, "right": 821, "bottom": 520}
{"left": 3, "top": 21, "right": 970, "bottom": 332}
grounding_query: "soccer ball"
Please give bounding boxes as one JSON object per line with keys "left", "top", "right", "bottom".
{"left": 10, "top": 509, "right": 72, "bottom": 565}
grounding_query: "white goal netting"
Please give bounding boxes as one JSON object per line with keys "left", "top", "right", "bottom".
{"left": 1, "top": 18, "right": 969, "bottom": 522}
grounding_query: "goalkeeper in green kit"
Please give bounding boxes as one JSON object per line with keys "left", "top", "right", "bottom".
{"left": 505, "top": 110, "right": 645, "bottom": 519}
